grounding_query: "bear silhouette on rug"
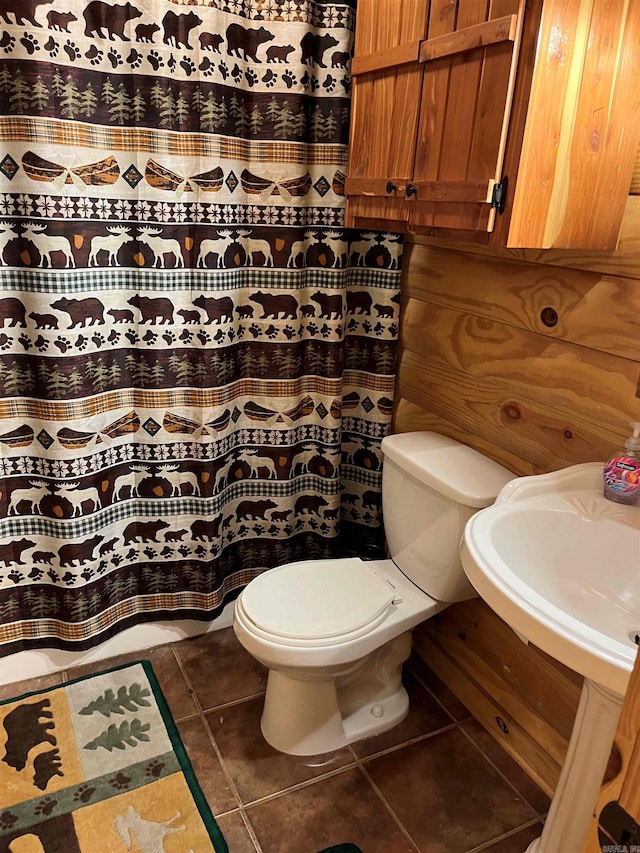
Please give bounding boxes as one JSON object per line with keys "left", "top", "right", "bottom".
{"left": 2, "top": 699, "right": 57, "bottom": 771}
{"left": 0, "top": 812, "right": 81, "bottom": 853}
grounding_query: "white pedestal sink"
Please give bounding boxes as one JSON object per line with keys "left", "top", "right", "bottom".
{"left": 461, "top": 463, "right": 639, "bottom": 853}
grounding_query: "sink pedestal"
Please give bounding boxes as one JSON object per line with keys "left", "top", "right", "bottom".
{"left": 526, "top": 679, "right": 623, "bottom": 853}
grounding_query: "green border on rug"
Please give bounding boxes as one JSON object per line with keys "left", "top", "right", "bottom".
{"left": 0, "top": 659, "right": 228, "bottom": 853}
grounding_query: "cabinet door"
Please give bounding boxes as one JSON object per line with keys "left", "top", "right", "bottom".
{"left": 345, "top": 0, "right": 429, "bottom": 228}
{"left": 409, "top": 0, "right": 525, "bottom": 237}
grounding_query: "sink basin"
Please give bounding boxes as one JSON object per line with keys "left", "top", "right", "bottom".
{"left": 461, "top": 462, "right": 640, "bottom": 853}
{"left": 461, "top": 462, "right": 639, "bottom": 696}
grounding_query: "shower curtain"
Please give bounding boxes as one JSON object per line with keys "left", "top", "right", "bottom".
{"left": 0, "top": 0, "right": 402, "bottom": 654}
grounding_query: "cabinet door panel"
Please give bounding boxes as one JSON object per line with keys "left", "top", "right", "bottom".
{"left": 410, "top": 0, "right": 525, "bottom": 235}
{"left": 436, "top": 0, "right": 490, "bottom": 183}
{"left": 508, "top": 0, "right": 640, "bottom": 249}
{"left": 345, "top": 0, "right": 429, "bottom": 227}
{"left": 412, "top": 0, "right": 462, "bottom": 216}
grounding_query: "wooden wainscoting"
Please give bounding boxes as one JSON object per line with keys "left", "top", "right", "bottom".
{"left": 398, "top": 195, "right": 640, "bottom": 795}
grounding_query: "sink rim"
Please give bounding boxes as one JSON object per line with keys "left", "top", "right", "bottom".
{"left": 461, "top": 462, "right": 639, "bottom": 696}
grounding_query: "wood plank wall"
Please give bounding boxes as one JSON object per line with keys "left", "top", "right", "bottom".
{"left": 397, "top": 194, "right": 640, "bottom": 796}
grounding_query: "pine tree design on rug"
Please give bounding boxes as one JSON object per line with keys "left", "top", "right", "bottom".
{"left": 0, "top": 662, "right": 228, "bottom": 852}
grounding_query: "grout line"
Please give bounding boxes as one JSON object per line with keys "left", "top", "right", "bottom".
{"left": 457, "top": 723, "right": 548, "bottom": 819}
{"left": 170, "top": 640, "right": 267, "bottom": 715}
{"left": 238, "top": 807, "right": 265, "bottom": 853}
{"left": 170, "top": 643, "right": 205, "bottom": 715}
{"left": 242, "top": 761, "right": 359, "bottom": 810}
{"left": 220, "top": 718, "right": 457, "bottom": 812}
{"left": 352, "top": 721, "right": 458, "bottom": 763}
{"left": 464, "top": 817, "right": 542, "bottom": 853}
{"left": 355, "top": 760, "right": 421, "bottom": 852}
{"left": 213, "top": 807, "right": 242, "bottom": 819}
{"left": 214, "top": 803, "right": 265, "bottom": 850}
{"left": 200, "top": 691, "right": 267, "bottom": 714}
{"left": 196, "top": 711, "right": 247, "bottom": 812}
{"left": 172, "top": 710, "right": 201, "bottom": 724}
{"left": 170, "top": 644, "right": 248, "bottom": 816}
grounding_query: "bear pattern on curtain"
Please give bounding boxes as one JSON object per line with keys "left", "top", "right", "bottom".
{"left": 0, "top": 0, "right": 402, "bottom": 653}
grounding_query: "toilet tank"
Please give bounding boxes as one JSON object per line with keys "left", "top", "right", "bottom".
{"left": 381, "top": 432, "right": 514, "bottom": 603}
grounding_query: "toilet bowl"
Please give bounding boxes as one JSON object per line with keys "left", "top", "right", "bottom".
{"left": 234, "top": 557, "right": 445, "bottom": 755}
{"left": 233, "top": 432, "right": 514, "bottom": 755}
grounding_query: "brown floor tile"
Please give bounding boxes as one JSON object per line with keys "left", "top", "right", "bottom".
{"left": 365, "top": 727, "right": 537, "bottom": 853}
{"left": 477, "top": 823, "right": 542, "bottom": 852}
{"left": 215, "top": 811, "right": 259, "bottom": 852}
{"left": 65, "top": 643, "right": 198, "bottom": 721}
{"left": 351, "top": 668, "right": 454, "bottom": 758}
{"left": 178, "top": 716, "right": 237, "bottom": 815}
{"left": 408, "top": 652, "right": 471, "bottom": 722}
{"left": 177, "top": 627, "right": 267, "bottom": 710}
{"left": 207, "top": 695, "right": 354, "bottom": 804}
{"left": 0, "top": 672, "right": 63, "bottom": 703}
{"left": 461, "top": 720, "right": 551, "bottom": 816}
{"left": 246, "top": 766, "right": 416, "bottom": 853}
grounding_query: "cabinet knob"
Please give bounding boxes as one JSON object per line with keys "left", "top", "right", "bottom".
{"left": 406, "top": 184, "right": 417, "bottom": 198}
{"left": 386, "top": 181, "right": 398, "bottom": 194}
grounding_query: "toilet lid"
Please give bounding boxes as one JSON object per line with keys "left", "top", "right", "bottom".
{"left": 241, "top": 558, "right": 395, "bottom": 641}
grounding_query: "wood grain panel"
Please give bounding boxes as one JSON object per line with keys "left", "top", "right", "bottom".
{"left": 437, "top": 0, "right": 490, "bottom": 182}
{"left": 413, "top": 601, "right": 584, "bottom": 795}
{"left": 489, "top": 0, "right": 544, "bottom": 248}
{"left": 424, "top": 630, "right": 569, "bottom": 758}
{"left": 414, "top": 0, "right": 489, "bottom": 233}
{"left": 398, "top": 349, "right": 622, "bottom": 470}
{"left": 398, "top": 217, "right": 640, "bottom": 792}
{"left": 404, "top": 243, "right": 640, "bottom": 360}
{"left": 507, "top": 0, "right": 640, "bottom": 248}
{"left": 413, "top": 0, "right": 459, "bottom": 185}
{"left": 411, "top": 179, "right": 492, "bottom": 203}
{"left": 352, "top": 40, "right": 421, "bottom": 76}
{"left": 556, "top": 0, "right": 637, "bottom": 249}
{"left": 402, "top": 300, "right": 640, "bottom": 440}
{"left": 353, "top": 0, "right": 427, "bottom": 54}
{"left": 415, "top": 195, "right": 640, "bottom": 278}
{"left": 466, "top": 0, "right": 524, "bottom": 185}
{"left": 419, "top": 14, "right": 517, "bottom": 62}
{"left": 393, "top": 398, "right": 538, "bottom": 475}
{"left": 432, "top": 601, "right": 582, "bottom": 742}
{"left": 346, "top": 0, "right": 429, "bottom": 227}
{"left": 507, "top": 0, "right": 595, "bottom": 247}
{"left": 411, "top": 0, "right": 524, "bottom": 234}
{"left": 413, "top": 625, "right": 563, "bottom": 794}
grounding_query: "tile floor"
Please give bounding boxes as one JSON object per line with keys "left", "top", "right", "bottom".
{"left": 0, "top": 628, "right": 549, "bottom": 853}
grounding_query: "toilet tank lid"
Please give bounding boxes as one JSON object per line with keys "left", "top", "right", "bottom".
{"left": 241, "top": 558, "right": 394, "bottom": 640}
{"left": 381, "top": 432, "right": 514, "bottom": 508}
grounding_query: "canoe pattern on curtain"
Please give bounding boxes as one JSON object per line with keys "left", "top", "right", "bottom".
{"left": 0, "top": 0, "right": 402, "bottom": 653}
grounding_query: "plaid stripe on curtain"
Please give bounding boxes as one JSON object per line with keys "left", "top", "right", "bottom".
{"left": 0, "top": 0, "right": 401, "bottom": 653}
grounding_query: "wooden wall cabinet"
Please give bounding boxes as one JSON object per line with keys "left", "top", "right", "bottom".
{"left": 345, "top": 0, "right": 640, "bottom": 250}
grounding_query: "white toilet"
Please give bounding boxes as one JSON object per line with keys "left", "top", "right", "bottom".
{"left": 233, "top": 432, "right": 513, "bottom": 755}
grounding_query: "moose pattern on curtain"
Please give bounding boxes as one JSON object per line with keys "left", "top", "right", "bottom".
{"left": 0, "top": 0, "right": 401, "bottom": 653}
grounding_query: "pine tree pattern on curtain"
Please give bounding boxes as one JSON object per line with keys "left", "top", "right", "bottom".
{"left": 0, "top": 0, "right": 401, "bottom": 653}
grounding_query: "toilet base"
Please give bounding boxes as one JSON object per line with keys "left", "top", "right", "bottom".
{"left": 260, "top": 632, "right": 412, "bottom": 755}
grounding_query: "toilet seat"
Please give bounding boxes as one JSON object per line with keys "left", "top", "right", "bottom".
{"left": 239, "top": 558, "right": 395, "bottom": 647}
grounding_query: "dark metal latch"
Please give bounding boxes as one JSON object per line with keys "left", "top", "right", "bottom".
{"left": 491, "top": 177, "right": 508, "bottom": 214}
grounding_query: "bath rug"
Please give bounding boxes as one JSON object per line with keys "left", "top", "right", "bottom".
{"left": 0, "top": 661, "right": 227, "bottom": 853}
